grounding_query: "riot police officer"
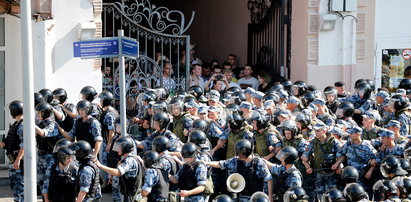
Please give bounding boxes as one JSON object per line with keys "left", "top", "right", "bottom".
{"left": 170, "top": 142, "right": 208, "bottom": 201}
{"left": 373, "top": 179, "right": 401, "bottom": 201}
{"left": 322, "top": 188, "right": 346, "bottom": 202}
{"left": 60, "top": 100, "right": 103, "bottom": 157}
{"left": 265, "top": 146, "right": 303, "bottom": 201}
{"left": 95, "top": 136, "right": 140, "bottom": 202}
{"left": 80, "top": 86, "right": 102, "bottom": 119}
{"left": 136, "top": 111, "right": 181, "bottom": 154}
{"left": 0, "top": 100, "right": 24, "bottom": 201}
{"left": 225, "top": 112, "right": 253, "bottom": 159}
{"left": 302, "top": 122, "right": 341, "bottom": 200}
{"left": 69, "top": 140, "right": 101, "bottom": 201}
{"left": 141, "top": 151, "right": 170, "bottom": 201}
{"left": 52, "top": 88, "right": 77, "bottom": 132}
{"left": 343, "top": 183, "right": 369, "bottom": 202}
{"left": 391, "top": 94, "right": 411, "bottom": 136}
{"left": 43, "top": 147, "right": 78, "bottom": 202}
{"left": 204, "top": 139, "right": 273, "bottom": 201}
{"left": 34, "top": 102, "right": 62, "bottom": 193}
{"left": 251, "top": 111, "right": 282, "bottom": 161}
{"left": 170, "top": 98, "right": 193, "bottom": 143}
{"left": 283, "top": 186, "right": 309, "bottom": 202}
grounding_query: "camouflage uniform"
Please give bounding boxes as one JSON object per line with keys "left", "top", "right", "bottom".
{"left": 172, "top": 113, "right": 193, "bottom": 143}
{"left": 362, "top": 126, "right": 381, "bottom": 140}
{"left": 68, "top": 116, "right": 103, "bottom": 147}
{"left": 395, "top": 109, "right": 411, "bottom": 136}
{"left": 141, "top": 130, "right": 181, "bottom": 152}
{"left": 8, "top": 122, "right": 24, "bottom": 202}
{"left": 303, "top": 136, "right": 341, "bottom": 200}
{"left": 116, "top": 154, "right": 139, "bottom": 202}
{"left": 37, "top": 118, "right": 61, "bottom": 192}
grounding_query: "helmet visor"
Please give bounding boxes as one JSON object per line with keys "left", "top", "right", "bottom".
{"left": 358, "top": 89, "right": 366, "bottom": 97}
{"left": 113, "top": 143, "right": 122, "bottom": 153}
{"left": 336, "top": 108, "right": 344, "bottom": 118}
{"left": 276, "top": 150, "right": 285, "bottom": 161}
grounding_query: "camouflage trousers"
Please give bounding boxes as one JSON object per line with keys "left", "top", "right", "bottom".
{"left": 37, "top": 154, "right": 55, "bottom": 192}
{"left": 112, "top": 175, "right": 121, "bottom": 202}
{"left": 315, "top": 172, "right": 337, "bottom": 200}
{"left": 9, "top": 163, "right": 24, "bottom": 202}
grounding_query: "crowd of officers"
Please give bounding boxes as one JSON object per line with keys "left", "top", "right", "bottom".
{"left": 4, "top": 78, "right": 411, "bottom": 202}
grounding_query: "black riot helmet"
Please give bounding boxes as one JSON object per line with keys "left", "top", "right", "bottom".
{"left": 336, "top": 101, "right": 355, "bottom": 119}
{"left": 36, "top": 102, "right": 53, "bottom": 119}
{"left": 145, "top": 91, "right": 158, "bottom": 102}
{"left": 80, "top": 86, "right": 97, "bottom": 102}
{"left": 143, "top": 151, "right": 160, "bottom": 168}
{"left": 152, "top": 136, "right": 170, "bottom": 153}
{"left": 373, "top": 179, "right": 398, "bottom": 199}
{"left": 341, "top": 166, "right": 359, "bottom": 184}
{"left": 271, "top": 83, "right": 284, "bottom": 92}
{"left": 226, "top": 86, "right": 242, "bottom": 94}
{"left": 181, "top": 142, "right": 197, "bottom": 158}
{"left": 154, "top": 87, "right": 168, "bottom": 101}
{"left": 354, "top": 79, "right": 367, "bottom": 89}
{"left": 235, "top": 139, "right": 253, "bottom": 158}
{"left": 357, "top": 83, "right": 372, "bottom": 99}
{"left": 295, "top": 112, "right": 311, "bottom": 129}
{"left": 251, "top": 111, "right": 270, "bottom": 130}
{"left": 391, "top": 94, "right": 410, "bottom": 112}
{"left": 53, "top": 138, "right": 72, "bottom": 153}
{"left": 153, "top": 112, "right": 170, "bottom": 131}
{"left": 189, "top": 130, "right": 207, "bottom": 146}
{"left": 114, "top": 136, "right": 134, "bottom": 154}
{"left": 69, "top": 140, "right": 93, "bottom": 161}
{"left": 9, "top": 100, "right": 23, "bottom": 118}
{"left": 263, "top": 93, "right": 280, "bottom": 103}
{"left": 214, "top": 194, "right": 233, "bottom": 202}
{"left": 226, "top": 103, "right": 240, "bottom": 113}
{"left": 34, "top": 93, "right": 45, "bottom": 107}
{"left": 399, "top": 78, "right": 411, "bottom": 90}
{"left": 76, "top": 100, "right": 92, "bottom": 115}
{"left": 192, "top": 119, "right": 208, "bottom": 132}
{"left": 52, "top": 88, "right": 68, "bottom": 104}
{"left": 399, "top": 158, "right": 411, "bottom": 174}
{"left": 283, "top": 186, "right": 309, "bottom": 202}
{"left": 231, "top": 91, "right": 247, "bottom": 105}
{"left": 322, "top": 188, "right": 346, "bottom": 202}
{"left": 228, "top": 112, "right": 244, "bottom": 131}
{"left": 56, "top": 147, "right": 75, "bottom": 165}
{"left": 277, "top": 146, "right": 299, "bottom": 164}
{"left": 282, "top": 79, "right": 293, "bottom": 92}
{"left": 282, "top": 119, "right": 298, "bottom": 137}
{"left": 292, "top": 81, "right": 308, "bottom": 97}
{"left": 344, "top": 183, "right": 368, "bottom": 202}
{"left": 301, "top": 92, "right": 315, "bottom": 107}
{"left": 365, "top": 79, "right": 375, "bottom": 92}
{"left": 380, "top": 156, "right": 408, "bottom": 178}
{"left": 324, "top": 86, "right": 338, "bottom": 96}
{"left": 188, "top": 85, "right": 204, "bottom": 99}
{"left": 98, "top": 91, "right": 114, "bottom": 107}
{"left": 392, "top": 176, "right": 411, "bottom": 199}
{"left": 39, "top": 88, "right": 53, "bottom": 103}
{"left": 169, "top": 97, "right": 184, "bottom": 111}
{"left": 183, "top": 95, "right": 197, "bottom": 104}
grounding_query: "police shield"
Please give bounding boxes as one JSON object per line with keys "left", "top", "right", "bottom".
{"left": 226, "top": 173, "right": 245, "bottom": 193}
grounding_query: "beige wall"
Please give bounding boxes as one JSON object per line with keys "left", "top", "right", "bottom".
{"left": 290, "top": 0, "right": 376, "bottom": 92}
{"left": 164, "top": 0, "right": 250, "bottom": 66}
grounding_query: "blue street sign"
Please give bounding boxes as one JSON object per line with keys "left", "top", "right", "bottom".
{"left": 73, "top": 38, "right": 119, "bottom": 58}
{"left": 121, "top": 37, "right": 139, "bottom": 58}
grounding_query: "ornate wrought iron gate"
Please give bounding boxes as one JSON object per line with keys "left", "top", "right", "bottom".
{"left": 247, "top": 0, "right": 292, "bottom": 80}
{"left": 102, "top": 0, "right": 194, "bottom": 111}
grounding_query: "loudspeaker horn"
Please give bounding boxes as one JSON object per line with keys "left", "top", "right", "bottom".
{"left": 226, "top": 173, "right": 245, "bottom": 193}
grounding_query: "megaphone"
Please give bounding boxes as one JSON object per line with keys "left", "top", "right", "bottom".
{"left": 250, "top": 191, "right": 270, "bottom": 202}
{"left": 226, "top": 173, "right": 245, "bottom": 193}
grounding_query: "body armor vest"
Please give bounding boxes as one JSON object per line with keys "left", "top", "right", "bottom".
{"left": 58, "top": 103, "right": 75, "bottom": 132}
{"left": 255, "top": 128, "right": 273, "bottom": 157}
{"left": 119, "top": 156, "right": 139, "bottom": 197}
{"left": 236, "top": 157, "right": 264, "bottom": 196}
{"left": 100, "top": 107, "right": 119, "bottom": 141}
{"left": 284, "top": 136, "right": 305, "bottom": 173}
{"left": 4, "top": 120, "right": 22, "bottom": 156}
{"left": 77, "top": 160, "right": 99, "bottom": 199}
{"left": 147, "top": 168, "right": 169, "bottom": 201}
{"left": 48, "top": 163, "right": 77, "bottom": 202}
{"left": 226, "top": 129, "right": 245, "bottom": 159}
{"left": 36, "top": 121, "right": 59, "bottom": 154}
{"left": 173, "top": 113, "right": 189, "bottom": 143}
{"left": 107, "top": 134, "right": 120, "bottom": 168}
{"left": 178, "top": 162, "right": 203, "bottom": 196}
{"left": 313, "top": 136, "right": 336, "bottom": 173}
{"left": 277, "top": 167, "right": 302, "bottom": 197}
{"left": 90, "top": 103, "right": 102, "bottom": 120}
{"left": 75, "top": 118, "right": 96, "bottom": 148}
{"left": 362, "top": 126, "right": 381, "bottom": 140}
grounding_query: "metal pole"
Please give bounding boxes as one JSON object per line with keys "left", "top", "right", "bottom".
{"left": 118, "top": 30, "right": 127, "bottom": 136}
{"left": 185, "top": 36, "right": 190, "bottom": 90}
{"left": 21, "top": 0, "right": 36, "bottom": 201}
